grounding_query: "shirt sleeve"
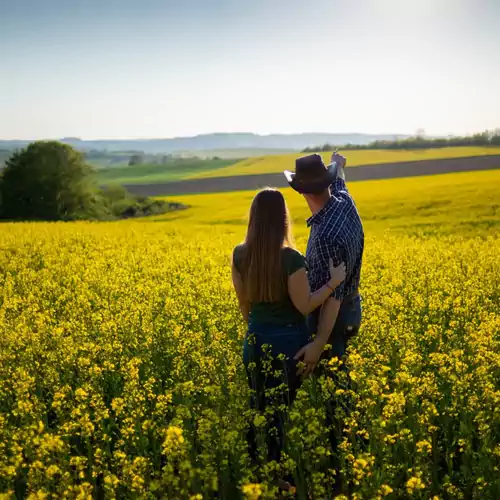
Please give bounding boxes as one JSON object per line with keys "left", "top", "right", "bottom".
{"left": 285, "top": 248, "right": 307, "bottom": 275}
{"left": 330, "top": 177, "right": 351, "bottom": 202}
{"left": 317, "top": 233, "right": 346, "bottom": 301}
{"left": 232, "top": 245, "right": 242, "bottom": 273}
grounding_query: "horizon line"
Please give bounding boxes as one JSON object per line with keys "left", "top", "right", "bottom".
{"left": 0, "top": 130, "right": 475, "bottom": 142}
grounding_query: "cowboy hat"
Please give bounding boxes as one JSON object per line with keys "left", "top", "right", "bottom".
{"left": 284, "top": 154, "right": 337, "bottom": 194}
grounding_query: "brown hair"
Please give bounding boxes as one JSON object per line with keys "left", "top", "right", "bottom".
{"left": 239, "top": 188, "right": 294, "bottom": 302}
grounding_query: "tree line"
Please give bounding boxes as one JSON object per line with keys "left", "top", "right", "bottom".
{"left": 0, "top": 141, "right": 185, "bottom": 221}
{"left": 302, "top": 129, "right": 500, "bottom": 153}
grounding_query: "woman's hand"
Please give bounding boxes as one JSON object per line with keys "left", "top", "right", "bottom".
{"left": 328, "top": 258, "right": 346, "bottom": 289}
{"left": 294, "top": 340, "right": 324, "bottom": 377}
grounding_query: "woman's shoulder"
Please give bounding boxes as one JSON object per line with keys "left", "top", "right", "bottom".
{"left": 282, "top": 246, "right": 304, "bottom": 258}
{"left": 282, "top": 247, "right": 306, "bottom": 274}
{"left": 232, "top": 243, "right": 246, "bottom": 264}
{"left": 233, "top": 243, "right": 246, "bottom": 255}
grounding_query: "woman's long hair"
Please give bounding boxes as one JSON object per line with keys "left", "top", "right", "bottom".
{"left": 240, "top": 188, "right": 294, "bottom": 303}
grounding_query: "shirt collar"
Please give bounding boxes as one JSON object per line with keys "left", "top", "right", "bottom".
{"left": 306, "top": 196, "right": 335, "bottom": 227}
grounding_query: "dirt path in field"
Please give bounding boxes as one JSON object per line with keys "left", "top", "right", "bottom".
{"left": 124, "top": 155, "right": 500, "bottom": 197}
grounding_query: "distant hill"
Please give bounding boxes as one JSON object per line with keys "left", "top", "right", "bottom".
{"left": 0, "top": 133, "right": 410, "bottom": 155}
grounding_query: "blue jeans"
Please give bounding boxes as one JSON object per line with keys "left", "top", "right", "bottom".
{"left": 243, "top": 321, "right": 310, "bottom": 463}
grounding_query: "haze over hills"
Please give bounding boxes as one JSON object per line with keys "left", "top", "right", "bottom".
{"left": 0, "top": 132, "right": 410, "bottom": 154}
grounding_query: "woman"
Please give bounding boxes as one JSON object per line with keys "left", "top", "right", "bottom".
{"left": 231, "top": 188, "right": 346, "bottom": 471}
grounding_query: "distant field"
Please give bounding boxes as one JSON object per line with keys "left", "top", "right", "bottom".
{"left": 189, "top": 147, "right": 500, "bottom": 179}
{"left": 176, "top": 148, "right": 295, "bottom": 159}
{"left": 163, "top": 169, "right": 500, "bottom": 237}
{"left": 95, "top": 158, "right": 237, "bottom": 185}
{"left": 88, "top": 149, "right": 292, "bottom": 167}
{"left": 87, "top": 156, "right": 131, "bottom": 168}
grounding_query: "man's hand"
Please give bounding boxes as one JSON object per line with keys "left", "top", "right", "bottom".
{"left": 331, "top": 151, "right": 346, "bottom": 180}
{"left": 294, "top": 340, "right": 324, "bottom": 377}
{"left": 331, "top": 151, "right": 346, "bottom": 169}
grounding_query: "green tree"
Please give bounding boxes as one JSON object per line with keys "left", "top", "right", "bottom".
{"left": 0, "top": 141, "right": 98, "bottom": 220}
{"left": 129, "top": 154, "right": 144, "bottom": 166}
{"left": 490, "top": 131, "right": 500, "bottom": 146}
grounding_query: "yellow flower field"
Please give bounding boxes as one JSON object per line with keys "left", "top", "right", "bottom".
{"left": 0, "top": 170, "right": 499, "bottom": 498}
{"left": 188, "top": 147, "right": 500, "bottom": 179}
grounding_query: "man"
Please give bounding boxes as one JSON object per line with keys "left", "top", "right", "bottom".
{"left": 283, "top": 151, "right": 364, "bottom": 375}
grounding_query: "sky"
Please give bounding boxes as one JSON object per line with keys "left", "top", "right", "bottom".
{"left": 1, "top": 0, "right": 499, "bottom": 139}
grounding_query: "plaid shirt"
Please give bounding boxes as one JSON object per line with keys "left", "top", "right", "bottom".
{"left": 305, "top": 177, "right": 364, "bottom": 301}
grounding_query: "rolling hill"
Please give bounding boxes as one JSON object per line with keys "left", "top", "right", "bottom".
{"left": 0, "top": 132, "right": 409, "bottom": 155}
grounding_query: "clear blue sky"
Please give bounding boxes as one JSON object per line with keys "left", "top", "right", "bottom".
{"left": 1, "top": 0, "right": 499, "bottom": 139}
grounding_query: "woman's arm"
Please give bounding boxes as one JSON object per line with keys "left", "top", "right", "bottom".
{"left": 294, "top": 297, "right": 341, "bottom": 376}
{"left": 288, "top": 258, "right": 345, "bottom": 316}
{"left": 231, "top": 260, "right": 249, "bottom": 323}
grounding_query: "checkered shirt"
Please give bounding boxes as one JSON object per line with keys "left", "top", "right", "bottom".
{"left": 305, "top": 177, "right": 364, "bottom": 301}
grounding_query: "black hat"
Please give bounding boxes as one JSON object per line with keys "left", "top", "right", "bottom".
{"left": 284, "top": 154, "right": 337, "bottom": 194}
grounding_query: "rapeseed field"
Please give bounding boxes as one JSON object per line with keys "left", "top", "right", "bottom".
{"left": 0, "top": 171, "right": 498, "bottom": 498}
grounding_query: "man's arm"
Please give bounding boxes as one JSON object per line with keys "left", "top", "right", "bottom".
{"left": 332, "top": 151, "right": 346, "bottom": 180}
{"left": 330, "top": 152, "right": 353, "bottom": 202}
{"left": 295, "top": 297, "right": 341, "bottom": 376}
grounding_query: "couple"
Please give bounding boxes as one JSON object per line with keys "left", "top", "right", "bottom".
{"left": 231, "top": 152, "right": 364, "bottom": 478}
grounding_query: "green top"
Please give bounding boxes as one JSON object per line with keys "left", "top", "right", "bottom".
{"left": 233, "top": 244, "right": 307, "bottom": 326}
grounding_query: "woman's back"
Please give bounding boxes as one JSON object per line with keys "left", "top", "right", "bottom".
{"left": 233, "top": 244, "right": 307, "bottom": 327}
